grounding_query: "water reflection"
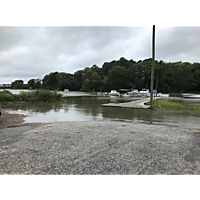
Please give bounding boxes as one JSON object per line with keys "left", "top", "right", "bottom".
{"left": 101, "top": 107, "right": 165, "bottom": 124}
{"left": 69, "top": 97, "right": 108, "bottom": 117}
{"left": 2, "top": 102, "right": 66, "bottom": 113}
{"left": 67, "top": 96, "right": 138, "bottom": 117}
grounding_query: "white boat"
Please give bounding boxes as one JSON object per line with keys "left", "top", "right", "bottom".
{"left": 127, "top": 89, "right": 139, "bottom": 95}
{"left": 97, "top": 92, "right": 108, "bottom": 96}
{"left": 108, "top": 90, "right": 120, "bottom": 96}
{"left": 138, "top": 89, "right": 150, "bottom": 97}
{"left": 154, "top": 93, "right": 169, "bottom": 97}
{"left": 182, "top": 93, "right": 200, "bottom": 99}
{"left": 64, "top": 89, "right": 69, "bottom": 92}
{"left": 138, "top": 88, "right": 169, "bottom": 97}
{"left": 123, "top": 89, "right": 139, "bottom": 97}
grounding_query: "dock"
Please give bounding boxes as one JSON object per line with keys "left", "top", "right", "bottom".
{"left": 101, "top": 97, "right": 161, "bottom": 109}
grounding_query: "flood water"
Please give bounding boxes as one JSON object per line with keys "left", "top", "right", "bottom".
{"left": 1, "top": 90, "right": 200, "bottom": 128}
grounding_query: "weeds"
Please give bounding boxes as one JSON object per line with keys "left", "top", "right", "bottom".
{"left": 152, "top": 99, "right": 200, "bottom": 112}
{"left": 0, "top": 90, "right": 64, "bottom": 103}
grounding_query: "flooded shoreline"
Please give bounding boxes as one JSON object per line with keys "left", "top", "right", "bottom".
{"left": 2, "top": 98, "right": 200, "bottom": 129}
{"left": 1, "top": 90, "right": 200, "bottom": 129}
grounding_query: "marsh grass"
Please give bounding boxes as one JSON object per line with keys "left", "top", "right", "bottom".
{"left": 0, "top": 90, "right": 64, "bottom": 103}
{"left": 152, "top": 99, "right": 200, "bottom": 112}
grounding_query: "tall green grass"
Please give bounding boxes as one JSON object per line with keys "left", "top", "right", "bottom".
{"left": 0, "top": 90, "right": 63, "bottom": 103}
{"left": 152, "top": 99, "right": 200, "bottom": 112}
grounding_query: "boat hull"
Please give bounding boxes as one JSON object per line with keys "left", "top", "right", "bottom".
{"left": 138, "top": 89, "right": 169, "bottom": 97}
{"left": 109, "top": 90, "right": 120, "bottom": 96}
{"left": 182, "top": 94, "right": 200, "bottom": 99}
{"left": 108, "top": 93, "right": 120, "bottom": 96}
{"left": 138, "top": 93, "right": 169, "bottom": 97}
{"left": 147, "top": 93, "right": 169, "bottom": 97}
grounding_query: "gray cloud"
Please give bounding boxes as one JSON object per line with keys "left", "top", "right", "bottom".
{"left": 0, "top": 26, "right": 200, "bottom": 84}
{"left": 156, "top": 26, "right": 200, "bottom": 62}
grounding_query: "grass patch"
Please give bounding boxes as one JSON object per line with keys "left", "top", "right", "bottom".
{"left": 151, "top": 99, "right": 200, "bottom": 112}
{"left": 0, "top": 89, "right": 64, "bottom": 103}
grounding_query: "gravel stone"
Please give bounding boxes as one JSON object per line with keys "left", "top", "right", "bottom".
{"left": 1, "top": 121, "right": 200, "bottom": 174}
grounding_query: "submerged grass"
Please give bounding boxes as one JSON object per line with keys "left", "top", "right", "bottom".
{"left": 152, "top": 99, "right": 200, "bottom": 112}
{"left": 0, "top": 89, "right": 64, "bottom": 103}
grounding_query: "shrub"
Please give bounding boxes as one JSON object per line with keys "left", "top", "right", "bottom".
{"left": 0, "top": 90, "right": 18, "bottom": 102}
{"left": 0, "top": 90, "right": 63, "bottom": 103}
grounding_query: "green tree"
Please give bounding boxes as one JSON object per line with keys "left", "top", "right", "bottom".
{"left": 28, "top": 79, "right": 41, "bottom": 89}
{"left": 90, "top": 72, "right": 102, "bottom": 91}
{"left": 102, "top": 61, "right": 117, "bottom": 76}
{"left": 129, "top": 62, "right": 151, "bottom": 90}
{"left": 35, "top": 79, "right": 42, "bottom": 89}
{"left": 102, "top": 76, "right": 109, "bottom": 91}
{"left": 42, "top": 72, "right": 59, "bottom": 90}
{"left": 190, "top": 63, "right": 200, "bottom": 92}
{"left": 81, "top": 78, "right": 91, "bottom": 92}
{"left": 11, "top": 80, "right": 24, "bottom": 89}
{"left": 74, "top": 70, "right": 84, "bottom": 91}
{"left": 108, "top": 66, "right": 129, "bottom": 90}
{"left": 57, "top": 73, "right": 70, "bottom": 91}
{"left": 28, "top": 79, "right": 35, "bottom": 89}
{"left": 80, "top": 67, "right": 93, "bottom": 91}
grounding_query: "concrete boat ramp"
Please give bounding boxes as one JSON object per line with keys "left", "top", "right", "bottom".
{"left": 101, "top": 97, "right": 161, "bottom": 109}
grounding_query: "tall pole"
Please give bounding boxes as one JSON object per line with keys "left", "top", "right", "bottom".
{"left": 150, "top": 25, "right": 155, "bottom": 109}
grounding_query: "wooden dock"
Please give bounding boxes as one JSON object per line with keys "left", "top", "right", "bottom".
{"left": 101, "top": 97, "right": 161, "bottom": 109}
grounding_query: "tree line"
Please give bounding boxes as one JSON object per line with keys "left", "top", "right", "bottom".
{"left": 6, "top": 57, "right": 200, "bottom": 93}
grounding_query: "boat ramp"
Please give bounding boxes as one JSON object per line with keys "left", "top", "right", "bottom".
{"left": 101, "top": 97, "right": 161, "bottom": 109}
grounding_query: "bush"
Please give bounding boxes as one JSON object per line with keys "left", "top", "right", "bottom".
{"left": 0, "top": 90, "right": 63, "bottom": 103}
{"left": 0, "top": 90, "right": 18, "bottom": 102}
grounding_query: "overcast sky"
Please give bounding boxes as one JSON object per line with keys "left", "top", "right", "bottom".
{"left": 1, "top": 26, "right": 200, "bottom": 84}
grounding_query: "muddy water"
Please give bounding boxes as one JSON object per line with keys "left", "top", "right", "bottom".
{"left": 2, "top": 94, "right": 200, "bottom": 128}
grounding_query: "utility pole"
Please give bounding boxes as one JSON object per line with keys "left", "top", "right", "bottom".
{"left": 150, "top": 25, "right": 155, "bottom": 108}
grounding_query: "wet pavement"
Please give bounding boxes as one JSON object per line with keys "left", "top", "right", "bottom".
{"left": 101, "top": 97, "right": 161, "bottom": 109}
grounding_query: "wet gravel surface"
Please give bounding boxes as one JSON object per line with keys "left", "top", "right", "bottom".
{"left": 0, "top": 108, "right": 38, "bottom": 129}
{"left": 1, "top": 121, "right": 200, "bottom": 174}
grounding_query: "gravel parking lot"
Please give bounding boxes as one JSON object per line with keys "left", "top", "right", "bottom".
{"left": 1, "top": 121, "right": 200, "bottom": 174}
